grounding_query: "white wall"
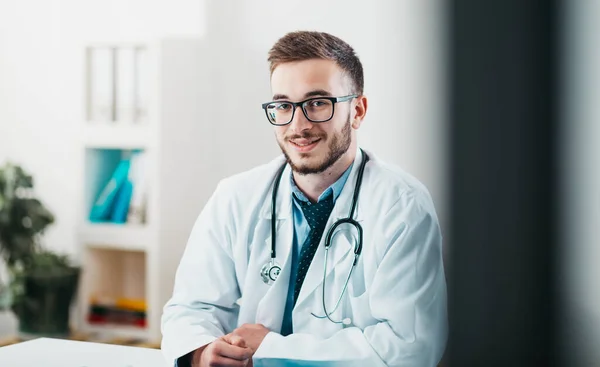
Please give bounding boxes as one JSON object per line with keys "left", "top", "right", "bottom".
{"left": 204, "top": 0, "right": 449, "bottom": 230}
{"left": 560, "top": 0, "right": 600, "bottom": 364}
{"left": 0, "top": 0, "right": 448, "bottom": 262}
{"left": 0, "top": 0, "right": 204, "bottom": 258}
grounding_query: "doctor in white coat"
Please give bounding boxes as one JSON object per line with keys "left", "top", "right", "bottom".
{"left": 161, "top": 31, "right": 447, "bottom": 367}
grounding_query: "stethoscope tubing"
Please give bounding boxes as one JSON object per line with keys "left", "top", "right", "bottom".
{"left": 266, "top": 150, "right": 370, "bottom": 324}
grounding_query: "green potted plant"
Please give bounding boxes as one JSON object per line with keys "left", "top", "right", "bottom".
{"left": 0, "top": 162, "right": 80, "bottom": 337}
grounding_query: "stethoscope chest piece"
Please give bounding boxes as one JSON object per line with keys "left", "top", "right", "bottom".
{"left": 261, "top": 259, "right": 281, "bottom": 285}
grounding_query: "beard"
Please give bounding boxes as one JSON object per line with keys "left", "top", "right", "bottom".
{"left": 278, "top": 117, "right": 352, "bottom": 175}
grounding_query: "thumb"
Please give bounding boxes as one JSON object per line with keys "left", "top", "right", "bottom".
{"left": 222, "top": 334, "right": 247, "bottom": 348}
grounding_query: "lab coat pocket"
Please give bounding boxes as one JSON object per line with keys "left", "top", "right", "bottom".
{"left": 347, "top": 269, "right": 377, "bottom": 328}
{"left": 348, "top": 271, "right": 366, "bottom": 298}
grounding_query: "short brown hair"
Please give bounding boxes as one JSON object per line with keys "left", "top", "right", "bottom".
{"left": 268, "top": 31, "right": 364, "bottom": 95}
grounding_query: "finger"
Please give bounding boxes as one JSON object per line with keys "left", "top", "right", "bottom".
{"left": 206, "top": 354, "right": 249, "bottom": 367}
{"left": 213, "top": 339, "right": 252, "bottom": 361}
{"left": 221, "top": 334, "right": 247, "bottom": 348}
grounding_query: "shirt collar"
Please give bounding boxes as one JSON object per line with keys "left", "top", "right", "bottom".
{"left": 290, "top": 162, "right": 354, "bottom": 204}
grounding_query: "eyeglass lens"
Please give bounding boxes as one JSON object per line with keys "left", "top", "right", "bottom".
{"left": 266, "top": 99, "right": 333, "bottom": 125}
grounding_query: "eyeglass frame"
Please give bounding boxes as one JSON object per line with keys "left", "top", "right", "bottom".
{"left": 261, "top": 94, "right": 358, "bottom": 126}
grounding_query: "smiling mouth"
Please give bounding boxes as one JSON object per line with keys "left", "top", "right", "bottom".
{"left": 290, "top": 138, "right": 321, "bottom": 147}
{"left": 288, "top": 137, "right": 322, "bottom": 152}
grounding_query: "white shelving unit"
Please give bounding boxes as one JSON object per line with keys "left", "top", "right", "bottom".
{"left": 82, "top": 122, "right": 153, "bottom": 150}
{"left": 77, "top": 222, "right": 151, "bottom": 252}
{"left": 75, "top": 37, "right": 218, "bottom": 344}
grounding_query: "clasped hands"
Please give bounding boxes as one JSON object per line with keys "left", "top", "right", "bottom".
{"left": 192, "top": 323, "right": 270, "bottom": 367}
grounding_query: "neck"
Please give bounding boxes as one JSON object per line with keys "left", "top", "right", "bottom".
{"left": 293, "top": 146, "right": 357, "bottom": 203}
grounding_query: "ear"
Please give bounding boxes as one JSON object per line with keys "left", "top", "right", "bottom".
{"left": 351, "top": 95, "right": 368, "bottom": 129}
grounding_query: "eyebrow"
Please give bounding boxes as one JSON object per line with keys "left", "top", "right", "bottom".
{"left": 272, "top": 89, "right": 332, "bottom": 101}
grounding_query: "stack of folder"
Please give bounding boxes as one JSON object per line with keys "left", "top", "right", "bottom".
{"left": 89, "top": 150, "right": 147, "bottom": 225}
{"left": 87, "top": 296, "right": 146, "bottom": 328}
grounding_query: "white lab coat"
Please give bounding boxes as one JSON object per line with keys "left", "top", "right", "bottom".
{"left": 161, "top": 147, "right": 448, "bottom": 367}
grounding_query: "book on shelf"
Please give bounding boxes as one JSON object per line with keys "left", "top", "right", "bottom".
{"left": 89, "top": 158, "right": 130, "bottom": 222}
{"left": 134, "top": 46, "right": 149, "bottom": 123}
{"left": 116, "top": 47, "right": 136, "bottom": 123}
{"left": 126, "top": 150, "right": 148, "bottom": 224}
{"left": 110, "top": 173, "right": 133, "bottom": 223}
{"left": 87, "top": 45, "right": 149, "bottom": 123}
{"left": 88, "top": 47, "right": 114, "bottom": 122}
{"left": 89, "top": 150, "right": 147, "bottom": 225}
{"left": 88, "top": 296, "right": 146, "bottom": 328}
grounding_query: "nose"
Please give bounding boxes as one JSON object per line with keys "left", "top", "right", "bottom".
{"left": 288, "top": 105, "right": 313, "bottom": 132}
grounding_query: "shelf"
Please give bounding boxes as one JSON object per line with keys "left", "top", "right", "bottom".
{"left": 83, "top": 122, "right": 152, "bottom": 149}
{"left": 78, "top": 247, "right": 148, "bottom": 340}
{"left": 78, "top": 222, "right": 153, "bottom": 252}
{"left": 77, "top": 38, "right": 208, "bottom": 343}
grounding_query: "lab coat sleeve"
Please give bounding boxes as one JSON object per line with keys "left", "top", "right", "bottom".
{"left": 253, "top": 192, "right": 448, "bottom": 367}
{"left": 161, "top": 180, "right": 241, "bottom": 365}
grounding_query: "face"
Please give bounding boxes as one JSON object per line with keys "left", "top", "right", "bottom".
{"left": 270, "top": 59, "right": 364, "bottom": 175}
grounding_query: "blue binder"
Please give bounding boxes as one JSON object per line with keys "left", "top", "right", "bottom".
{"left": 89, "top": 159, "right": 131, "bottom": 222}
{"left": 110, "top": 178, "right": 133, "bottom": 223}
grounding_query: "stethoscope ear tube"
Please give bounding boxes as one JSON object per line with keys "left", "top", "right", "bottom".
{"left": 310, "top": 151, "right": 369, "bottom": 325}
{"left": 324, "top": 218, "right": 363, "bottom": 257}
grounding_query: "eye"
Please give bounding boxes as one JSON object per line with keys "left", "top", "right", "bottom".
{"left": 275, "top": 102, "right": 292, "bottom": 111}
{"left": 308, "top": 100, "right": 327, "bottom": 107}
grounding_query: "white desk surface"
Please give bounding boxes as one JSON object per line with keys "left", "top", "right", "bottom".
{"left": 0, "top": 337, "right": 168, "bottom": 367}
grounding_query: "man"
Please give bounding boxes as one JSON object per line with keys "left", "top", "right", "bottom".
{"left": 161, "top": 31, "right": 447, "bottom": 367}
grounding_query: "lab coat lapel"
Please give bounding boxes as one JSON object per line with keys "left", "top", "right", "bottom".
{"left": 294, "top": 149, "right": 367, "bottom": 309}
{"left": 255, "top": 163, "right": 294, "bottom": 332}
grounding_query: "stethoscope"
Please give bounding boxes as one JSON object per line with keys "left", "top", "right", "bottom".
{"left": 260, "top": 149, "right": 369, "bottom": 325}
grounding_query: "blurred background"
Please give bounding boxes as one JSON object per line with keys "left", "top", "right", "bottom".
{"left": 0, "top": 0, "right": 597, "bottom": 366}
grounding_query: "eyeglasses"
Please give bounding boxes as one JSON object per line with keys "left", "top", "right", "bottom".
{"left": 261, "top": 95, "right": 358, "bottom": 126}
